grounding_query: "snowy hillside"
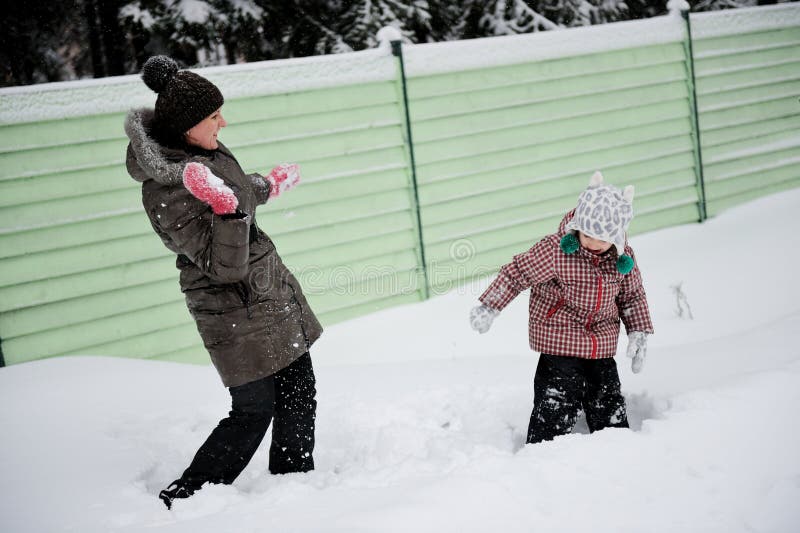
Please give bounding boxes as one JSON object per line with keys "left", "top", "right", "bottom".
{"left": 1, "top": 189, "right": 799, "bottom": 533}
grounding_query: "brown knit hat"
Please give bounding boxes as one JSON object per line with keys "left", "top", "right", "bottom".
{"left": 141, "top": 56, "right": 224, "bottom": 137}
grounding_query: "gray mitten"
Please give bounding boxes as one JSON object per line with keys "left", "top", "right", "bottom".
{"left": 470, "top": 304, "right": 499, "bottom": 334}
{"left": 626, "top": 331, "right": 648, "bottom": 373}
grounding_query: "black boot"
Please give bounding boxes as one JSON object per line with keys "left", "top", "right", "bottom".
{"left": 158, "top": 479, "right": 197, "bottom": 510}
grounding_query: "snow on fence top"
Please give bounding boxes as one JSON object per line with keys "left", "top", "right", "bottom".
{"left": 402, "top": 14, "right": 686, "bottom": 78}
{"left": 690, "top": 3, "right": 800, "bottom": 40}
{"left": 0, "top": 47, "right": 395, "bottom": 126}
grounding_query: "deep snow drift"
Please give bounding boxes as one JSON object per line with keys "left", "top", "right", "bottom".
{"left": 1, "top": 189, "right": 799, "bottom": 533}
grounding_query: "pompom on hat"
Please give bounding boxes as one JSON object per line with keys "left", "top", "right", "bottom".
{"left": 141, "top": 56, "right": 224, "bottom": 137}
{"left": 561, "top": 171, "right": 636, "bottom": 274}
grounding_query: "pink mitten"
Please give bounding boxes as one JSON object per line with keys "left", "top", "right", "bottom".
{"left": 182, "top": 162, "right": 238, "bottom": 215}
{"left": 266, "top": 163, "right": 300, "bottom": 199}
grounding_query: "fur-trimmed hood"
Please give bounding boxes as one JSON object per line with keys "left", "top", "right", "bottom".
{"left": 124, "top": 107, "right": 186, "bottom": 186}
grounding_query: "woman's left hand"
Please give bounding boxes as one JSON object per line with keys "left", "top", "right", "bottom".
{"left": 266, "top": 163, "right": 300, "bottom": 199}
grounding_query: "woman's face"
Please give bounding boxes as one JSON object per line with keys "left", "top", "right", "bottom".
{"left": 185, "top": 107, "right": 227, "bottom": 150}
{"left": 578, "top": 231, "right": 613, "bottom": 254}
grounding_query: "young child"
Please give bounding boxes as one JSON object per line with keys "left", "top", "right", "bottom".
{"left": 470, "top": 171, "right": 654, "bottom": 444}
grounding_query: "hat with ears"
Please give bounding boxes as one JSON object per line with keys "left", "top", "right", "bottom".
{"left": 141, "top": 55, "right": 224, "bottom": 137}
{"left": 561, "top": 171, "right": 636, "bottom": 274}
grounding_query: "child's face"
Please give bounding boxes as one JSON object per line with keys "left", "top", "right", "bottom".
{"left": 578, "top": 232, "right": 613, "bottom": 254}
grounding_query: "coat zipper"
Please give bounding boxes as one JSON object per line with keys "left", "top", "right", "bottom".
{"left": 237, "top": 220, "right": 260, "bottom": 320}
{"left": 235, "top": 281, "right": 253, "bottom": 319}
{"left": 546, "top": 298, "right": 565, "bottom": 319}
{"left": 586, "top": 273, "right": 603, "bottom": 359}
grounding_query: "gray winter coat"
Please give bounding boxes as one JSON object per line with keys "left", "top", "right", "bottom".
{"left": 124, "top": 108, "right": 322, "bottom": 387}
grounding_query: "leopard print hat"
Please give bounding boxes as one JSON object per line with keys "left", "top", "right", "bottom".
{"left": 564, "top": 171, "right": 635, "bottom": 257}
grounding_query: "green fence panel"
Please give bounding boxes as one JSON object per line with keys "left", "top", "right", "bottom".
{"left": 0, "top": 50, "right": 425, "bottom": 365}
{"left": 690, "top": 4, "right": 800, "bottom": 217}
{"left": 402, "top": 14, "right": 698, "bottom": 293}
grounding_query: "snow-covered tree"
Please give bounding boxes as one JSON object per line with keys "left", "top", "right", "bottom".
{"left": 624, "top": 0, "right": 669, "bottom": 20}
{"left": 265, "top": 1, "right": 353, "bottom": 56}
{"left": 690, "top": 0, "right": 758, "bottom": 12}
{"left": 119, "top": 0, "right": 267, "bottom": 67}
{"left": 535, "top": 0, "right": 631, "bottom": 28}
{"left": 339, "top": 0, "right": 433, "bottom": 50}
{"left": 455, "top": 0, "right": 636, "bottom": 37}
{"left": 458, "top": 0, "right": 559, "bottom": 38}
{"left": 217, "top": 0, "right": 268, "bottom": 62}
{"left": 419, "top": 0, "right": 462, "bottom": 40}
{"left": 2, "top": 1, "right": 74, "bottom": 86}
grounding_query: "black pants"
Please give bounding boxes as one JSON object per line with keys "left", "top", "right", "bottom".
{"left": 527, "top": 353, "right": 628, "bottom": 444}
{"left": 180, "top": 353, "right": 316, "bottom": 489}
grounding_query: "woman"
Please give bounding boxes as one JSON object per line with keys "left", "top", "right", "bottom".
{"left": 124, "top": 56, "right": 323, "bottom": 509}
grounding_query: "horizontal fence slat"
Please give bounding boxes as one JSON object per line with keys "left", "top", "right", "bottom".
{"left": 702, "top": 131, "right": 800, "bottom": 166}
{"left": 697, "top": 79, "right": 800, "bottom": 113}
{"left": 703, "top": 146, "right": 800, "bottom": 183}
{"left": 692, "top": 27, "right": 800, "bottom": 59}
{"left": 0, "top": 165, "right": 130, "bottom": 210}
{"left": 409, "top": 62, "right": 687, "bottom": 122}
{"left": 693, "top": 42, "right": 800, "bottom": 77}
{"left": 60, "top": 323, "right": 203, "bottom": 362}
{"left": 412, "top": 82, "right": 690, "bottom": 149}
{"left": 315, "top": 291, "right": 424, "bottom": 326}
{"left": 694, "top": 60, "right": 800, "bottom": 95}
{"left": 700, "top": 115, "right": 800, "bottom": 150}
{"left": 415, "top": 117, "right": 692, "bottom": 176}
{"left": 222, "top": 104, "right": 402, "bottom": 147}
{"left": 418, "top": 151, "right": 696, "bottom": 213}
{"left": 279, "top": 228, "right": 419, "bottom": 270}
{"left": 0, "top": 188, "right": 141, "bottom": 233}
{"left": 696, "top": 96, "right": 799, "bottom": 132}
{"left": 256, "top": 188, "right": 413, "bottom": 235}
{"left": 421, "top": 98, "right": 690, "bottom": 151}
{"left": 0, "top": 113, "right": 127, "bottom": 154}
{"left": 0, "top": 257, "right": 176, "bottom": 313}
{"left": 0, "top": 138, "right": 127, "bottom": 181}
{"left": 2, "top": 300, "right": 192, "bottom": 362}
{"left": 304, "top": 268, "right": 423, "bottom": 315}
{"left": 0, "top": 234, "right": 167, "bottom": 287}
{"left": 706, "top": 177, "right": 800, "bottom": 218}
{"left": 405, "top": 42, "right": 686, "bottom": 97}
{"left": 421, "top": 170, "right": 698, "bottom": 245}
{"left": 417, "top": 133, "right": 695, "bottom": 187}
{"left": 222, "top": 81, "right": 399, "bottom": 124}
{"left": 0, "top": 212, "right": 145, "bottom": 260}
{"left": 0, "top": 280, "right": 181, "bottom": 339}
{"left": 706, "top": 164, "right": 800, "bottom": 201}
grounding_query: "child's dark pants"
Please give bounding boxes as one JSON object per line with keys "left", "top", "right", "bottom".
{"left": 527, "top": 353, "right": 628, "bottom": 444}
{"left": 180, "top": 353, "right": 316, "bottom": 489}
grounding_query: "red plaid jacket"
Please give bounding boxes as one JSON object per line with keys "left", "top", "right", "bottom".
{"left": 479, "top": 210, "right": 654, "bottom": 359}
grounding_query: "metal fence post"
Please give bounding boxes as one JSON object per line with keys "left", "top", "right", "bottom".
{"left": 0, "top": 337, "right": 5, "bottom": 367}
{"left": 390, "top": 38, "right": 430, "bottom": 299}
{"left": 681, "top": 8, "right": 709, "bottom": 222}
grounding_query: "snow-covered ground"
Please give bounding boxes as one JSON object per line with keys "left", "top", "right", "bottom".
{"left": 2, "top": 189, "right": 799, "bottom": 533}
